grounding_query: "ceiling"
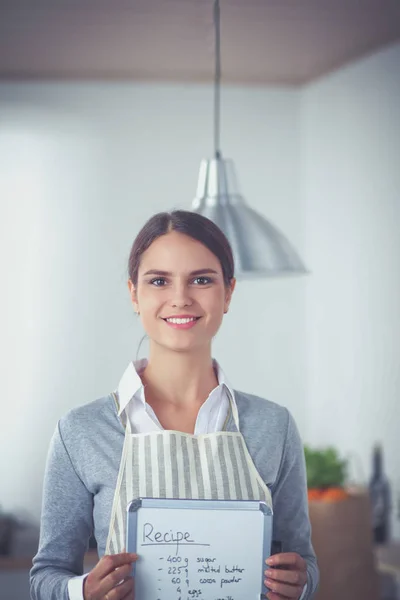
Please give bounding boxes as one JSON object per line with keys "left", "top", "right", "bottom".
{"left": 0, "top": 0, "right": 399, "bottom": 86}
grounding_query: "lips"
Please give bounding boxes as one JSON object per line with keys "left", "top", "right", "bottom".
{"left": 162, "top": 316, "right": 201, "bottom": 329}
{"left": 163, "top": 316, "right": 200, "bottom": 324}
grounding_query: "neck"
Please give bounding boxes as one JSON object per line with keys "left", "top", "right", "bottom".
{"left": 142, "top": 343, "right": 218, "bottom": 407}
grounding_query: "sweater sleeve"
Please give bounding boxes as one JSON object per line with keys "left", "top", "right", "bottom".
{"left": 30, "top": 421, "right": 94, "bottom": 600}
{"left": 271, "top": 410, "right": 319, "bottom": 599}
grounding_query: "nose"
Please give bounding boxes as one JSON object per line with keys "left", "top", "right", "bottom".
{"left": 170, "top": 281, "right": 193, "bottom": 309}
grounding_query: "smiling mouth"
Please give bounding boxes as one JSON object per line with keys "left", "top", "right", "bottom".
{"left": 162, "top": 317, "right": 201, "bottom": 325}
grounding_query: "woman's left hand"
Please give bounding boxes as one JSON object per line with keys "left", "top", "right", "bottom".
{"left": 264, "top": 552, "right": 307, "bottom": 599}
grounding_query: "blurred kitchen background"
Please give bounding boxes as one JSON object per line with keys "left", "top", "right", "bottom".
{"left": 0, "top": 0, "right": 400, "bottom": 599}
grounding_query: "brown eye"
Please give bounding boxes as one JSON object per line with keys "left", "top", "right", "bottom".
{"left": 192, "top": 276, "right": 213, "bottom": 285}
{"left": 150, "top": 278, "right": 167, "bottom": 287}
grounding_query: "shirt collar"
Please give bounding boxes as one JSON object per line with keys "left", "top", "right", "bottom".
{"left": 116, "top": 359, "right": 234, "bottom": 416}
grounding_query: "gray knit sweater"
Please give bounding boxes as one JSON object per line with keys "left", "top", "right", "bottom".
{"left": 30, "top": 391, "right": 319, "bottom": 599}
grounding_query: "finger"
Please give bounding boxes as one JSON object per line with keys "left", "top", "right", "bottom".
{"left": 265, "top": 567, "right": 307, "bottom": 587}
{"left": 121, "top": 588, "right": 135, "bottom": 600}
{"left": 95, "top": 553, "right": 138, "bottom": 580}
{"left": 97, "top": 565, "right": 134, "bottom": 598}
{"left": 105, "top": 576, "right": 134, "bottom": 600}
{"left": 264, "top": 577, "right": 302, "bottom": 599}
{"left": 267, "top": 593, "right": 287, "bottom": 600}
{"left": 266, "top": 553, "right": 300, "bottom": 569}
{"left": 106, "top": 564, "right": 134, "bottom": 586}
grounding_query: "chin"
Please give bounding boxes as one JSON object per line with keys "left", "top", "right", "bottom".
{"left": 154, "top": 336, "right": 209, "bottom": 354}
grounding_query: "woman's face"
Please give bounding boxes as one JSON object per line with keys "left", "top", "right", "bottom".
{"left": 129, "top": 231, "right": 235, "bottom": 354}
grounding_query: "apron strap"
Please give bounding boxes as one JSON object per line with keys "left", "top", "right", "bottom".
{"left": 111, "top": 391, "right": 131, "bottom": 433}
{"left": 227, "top": 389, "right": 240, "bottom": 430}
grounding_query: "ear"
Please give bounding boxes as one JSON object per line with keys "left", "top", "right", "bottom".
{"left": 127, "top": 279, "right": 139, "bottom": 314}
{"left": 224, "top": 278, "right": 236, "bottom": 314}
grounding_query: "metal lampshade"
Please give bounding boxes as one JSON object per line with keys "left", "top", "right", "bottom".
{"left": 191, "top": 0, "right": 306, "bottom": 279}
{"left": 192, "top": 156, "right": 306, "bottom": 278}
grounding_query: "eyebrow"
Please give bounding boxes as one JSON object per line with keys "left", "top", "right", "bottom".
{"left": 142, "top": 269, "right": 220, "bottom": 277}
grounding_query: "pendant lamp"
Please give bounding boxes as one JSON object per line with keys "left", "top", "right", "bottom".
{"left": 191, "top": 0, "right": 307, "bottom": 278}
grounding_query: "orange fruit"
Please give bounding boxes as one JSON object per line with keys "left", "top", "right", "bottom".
{"left": 320, "top": 487, "right": 349, "bottom": 502}
{"left": 308, "top": 488, "right": 323, "bottom": 502}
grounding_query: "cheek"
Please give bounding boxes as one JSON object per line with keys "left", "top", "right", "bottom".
{"left": 139, "top": 306, "right": 163, "bottom": 340}
{"left": 136, "top": 289, "right": 163, "bottom": 327}
{"left": 137, "top": 287, "right": 162, "bottom": 309}
{"left": 202, "top": 291, "right": 226, "bottom": 322}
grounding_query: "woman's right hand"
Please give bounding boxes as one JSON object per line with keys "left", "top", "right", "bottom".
{"left": 83, "top": 552, "right": 138, "bottom": 600}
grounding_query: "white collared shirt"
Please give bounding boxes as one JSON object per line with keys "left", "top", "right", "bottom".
{"left": 117, "top": 358, "right": 235, "bottom": 434}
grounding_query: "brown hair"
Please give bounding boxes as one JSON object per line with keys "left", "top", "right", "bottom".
{"left": 128, "top": 210, "right": 234, "bottom": 286}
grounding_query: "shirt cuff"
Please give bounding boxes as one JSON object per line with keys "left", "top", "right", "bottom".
{"left": 67, "top": 574, "right": 87, "bottom": 600}
{"left": 299, "top": 582, "right": 308, "bottom": 600}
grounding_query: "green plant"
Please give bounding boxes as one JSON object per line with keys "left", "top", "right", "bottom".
{"left": 304, "top": 446, "right": 347, "bottom": 489}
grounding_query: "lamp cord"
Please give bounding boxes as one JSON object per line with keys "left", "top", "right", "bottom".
{"left": 214, "top": 0, "right": 221, "bottom": 159}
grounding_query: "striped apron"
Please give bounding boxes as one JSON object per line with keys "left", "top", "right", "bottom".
{"left": 105, "top": 391, "right": 272, "bottom": 555}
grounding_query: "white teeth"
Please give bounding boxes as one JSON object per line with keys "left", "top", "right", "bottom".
{"left": 166, "top": 317, "right": 197, "bottom": 324}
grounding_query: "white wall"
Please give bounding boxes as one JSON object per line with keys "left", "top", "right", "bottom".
{"left": 0, "top": 82, "right": 305, "bottom": 520}
{"left": 302, "top": 42, "right": 400, "bottom": 538}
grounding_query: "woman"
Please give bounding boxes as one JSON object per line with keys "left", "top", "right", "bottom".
{"left": 30, "top": 210, "right": 318, "bottom": 600}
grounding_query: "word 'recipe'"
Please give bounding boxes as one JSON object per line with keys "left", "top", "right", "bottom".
{"left": 142, "top": 523, "right": 210, "bottom": 553}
